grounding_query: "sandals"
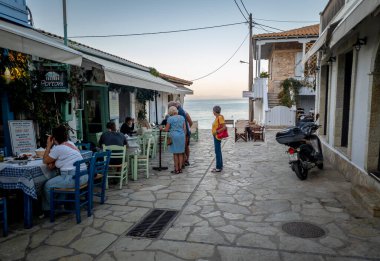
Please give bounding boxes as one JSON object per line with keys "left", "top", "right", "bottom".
{"left": 171, "top": 169, "right": 182, "bottom": 174}
{"left": 184, "top": 161, "right": 190, "bottom": 166}
{"left": 211, "top": 168, "right": 222, "bottom": 173}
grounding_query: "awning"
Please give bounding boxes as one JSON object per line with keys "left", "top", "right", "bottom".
{"left": 82, "top": 54, "right": 178, "bottom": 93}
{"left": 0, "top": 19, "right": 82, "bottom": 66}
{"left": 175, "top": 86, "right": 194, "bottom": 95}
{"left": 329, "top": 0, "right": 380, "bottom": 48}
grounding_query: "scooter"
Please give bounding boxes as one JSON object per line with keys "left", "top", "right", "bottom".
{"left": 275, "top": 117, "right": 323, "bottom": 180}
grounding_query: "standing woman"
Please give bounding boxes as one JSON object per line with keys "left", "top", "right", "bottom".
{"left": 211, "top": 105, "right": 226, "bottom": 173}
{"left": 162, "top": 106, "right": 186, "bottom": 174}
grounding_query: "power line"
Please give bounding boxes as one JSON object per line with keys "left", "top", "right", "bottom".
{"left": 253, "top": 17, "right": 319, "bottom": 23}
{"left": 69, "top": 21, "right": 247, "bottom": 38}
{"left": 191, "top": 32, "right": 249, "bottom": 82}
{"left": 233, "top": 0, "right": 248, "bottom": 22}
{"left": 255, "top": 24, "right": 275, "bottom": 34}
{"left": 253, "top": 22, "right": 284, "bottom": 32}
{"left": 240, "top": 0, "right": 250, "bottom": 16}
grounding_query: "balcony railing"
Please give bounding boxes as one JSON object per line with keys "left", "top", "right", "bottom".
{"left": 253, "top": 78, "right": 268, "bottom": 99}
{"left": 321, "top": 0, "right": 345, "bottom": 31}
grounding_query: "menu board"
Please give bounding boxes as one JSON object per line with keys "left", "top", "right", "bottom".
{"left": 8, "top": 120, "right": 37, "bottom": 156}
{"left": 109, "top": 91, "right": 119, "bottom": 120}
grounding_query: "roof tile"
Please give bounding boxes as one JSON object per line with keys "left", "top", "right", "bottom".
{"left": 253, "top": 24, "right": 319, "bottom": 40}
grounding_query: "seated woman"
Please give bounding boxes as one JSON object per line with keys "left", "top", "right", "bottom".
{"left": 42, "top": 125, "right": 87, "bottom": 213}
{"left": 120, "top": 117, "right": 136, "bottom": 136}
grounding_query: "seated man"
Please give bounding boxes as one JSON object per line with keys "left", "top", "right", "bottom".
{"left": 99, "top": 121, "right": 128, "bottom": 147}
{"left": 99, "top": 121, "right": 127, "bottom": 165}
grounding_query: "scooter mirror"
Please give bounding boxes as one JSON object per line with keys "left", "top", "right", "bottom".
{"left": 315, "top": 113, "right": 320, "bottom": 121}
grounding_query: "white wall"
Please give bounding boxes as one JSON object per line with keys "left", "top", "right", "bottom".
{"left": 328, "top": 63, "right": 337, "bottom": 146}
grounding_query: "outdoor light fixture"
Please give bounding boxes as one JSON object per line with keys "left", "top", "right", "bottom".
{"left": 327, "top": 56, "right": 336, "bottom": 63}
{"left": 353, "top": 37, "right": 367, "bottom": 51}
{"left": 240, "top": 60, "right": 249, "bottom": 64}
{"left": 315, "top": 66, "right": 321, "bottom": 71}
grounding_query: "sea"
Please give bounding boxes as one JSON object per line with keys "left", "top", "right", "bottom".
{"left": 184, "top": 99, "right": 248, "bottom": 129}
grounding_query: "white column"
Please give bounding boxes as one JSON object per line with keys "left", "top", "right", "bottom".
{"left": 257, "top": 44, "right": 262, "bottom": 77}
{"left": 302, "top": 42, "right": 306, "bottom": 77}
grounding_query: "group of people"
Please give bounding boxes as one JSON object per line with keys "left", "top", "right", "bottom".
{"left": 40, "top": 102, "right": 226, "bottom": 216}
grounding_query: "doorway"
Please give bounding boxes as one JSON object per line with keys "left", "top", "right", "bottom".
{"left": 83, "top": 86, "right": 109, "bottom": 145}
{"left": 341, "top": 51, "right": 353, "bottom": 147}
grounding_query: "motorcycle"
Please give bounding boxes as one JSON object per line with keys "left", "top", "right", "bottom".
{"left": 275, "top": 117, "right": 323, "bottom": 180}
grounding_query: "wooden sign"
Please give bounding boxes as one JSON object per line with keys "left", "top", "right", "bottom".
{"left": 8, "top": 120, "right": 37, "bottom": 156}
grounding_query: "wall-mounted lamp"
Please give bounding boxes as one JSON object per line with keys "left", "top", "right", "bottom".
{"left": 315, "top": 66, "right": 321, "bottom": 72}
{"left": 353, "top": 37, "right": 367, "bottom": 51}
{"left": 327, "top": 56, "right": 336, "bottom": 63}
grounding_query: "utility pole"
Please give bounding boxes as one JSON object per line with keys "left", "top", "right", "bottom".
{"left": 63, "top": 0, "right": 68, "bottom": 46}
{"left": 248, "top": 13, "right": 254, "bottom": 122}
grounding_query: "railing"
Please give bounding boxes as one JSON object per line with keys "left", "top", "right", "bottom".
{"left": 321, "top": 0, "right": 345, "bottom": 31}
{"left": 253, "top": 78, "right": 268, "bottom": 99}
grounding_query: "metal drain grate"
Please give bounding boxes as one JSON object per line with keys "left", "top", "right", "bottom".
{"left": 127, "top": 209, "right": 178, "bottom": 238}
{"left": 282, "top": 222, "right": 326, "bottom": 238}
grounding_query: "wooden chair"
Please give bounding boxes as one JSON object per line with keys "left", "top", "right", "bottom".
{"left": 0, "top": 198, "right": 8, "bottom": 236}
{"left": 190, "top": 121, "right": 199, "bottom": 142}
{"left": 91, "top": 151, "right": 111, "bottom": 206}
{"left": 133, "top": 138, "right": 151, "bottom": 179}
{"left": 49, "top": 157, "right": 92, "bottom": 224}
{"left": 102, "top": 145, "right": 128, "bottom": 189}
{"left": 75, "top": 142, "right": 91, "bottom": 151}
{"left": 235, "top": 127, "right": 248, "bottom": 142}
{"left": 252, "top": 126, "right": 265, "bottom": 141}
{"left": 96, "top": 132, "right": 103, "bottom": 145}
{"left": 160, "top": 131, "right": 168, "bottom": 152}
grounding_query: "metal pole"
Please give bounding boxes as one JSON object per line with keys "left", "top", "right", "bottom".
{"left": 155, "top": 91, "right": 159, "bottom": 125}
{"left": 248, "top": 13, "right": 254, "bottom": 122}
{"left": 63, "top": 0, "right": 68, "bottom": 46}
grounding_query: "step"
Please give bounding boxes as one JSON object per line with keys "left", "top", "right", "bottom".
{"left": 351, "top": 185, "right": 380, "bottom": 217}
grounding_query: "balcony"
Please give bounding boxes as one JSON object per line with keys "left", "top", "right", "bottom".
{"left": 253, "top": 78, "right": 268, "bottom": 99}
{"left": 321, "top": 0, "right": 345, "bottom": 31}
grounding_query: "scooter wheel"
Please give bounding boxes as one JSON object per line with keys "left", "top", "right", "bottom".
{"left": 293, "top": 162, "right": 308, "bottom": 180}
{"left": 317, "top": 163, "right": 324, "bottom": 170}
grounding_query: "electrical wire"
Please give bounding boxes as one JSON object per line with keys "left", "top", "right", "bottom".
{"left": 233, "top": 0, "right": 248, "bottom": 22}
{"left": 69, "top": 21, "right": 247, "bottom": 38}
{"left": 253, "top": 17, "right": 319, "bottom": 23}
{"left": 239, "top": 0, "right": 250, "bottom": 17}
{"left": 191, "top": 32, "right": 249, "bottom": 81}
{"left": 253, "top": 22, "right": 284, "bottom": 32}
{"left": 255, "top": 24, "right": 275, "bottom": 34}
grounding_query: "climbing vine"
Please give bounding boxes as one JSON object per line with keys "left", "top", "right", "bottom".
{"left": 278, "top": 78, "right": 303, "bottom": 108}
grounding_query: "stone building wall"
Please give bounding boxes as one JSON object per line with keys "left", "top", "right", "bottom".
{"left": 268, "top": 42, "right": 302, "bottom": 93}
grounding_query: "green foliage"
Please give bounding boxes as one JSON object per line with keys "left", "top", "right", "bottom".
{"left": 278, "top": 78, "right": 303, "bottom": 108}
{"left": 149, "top": 67, "right": 160, "bottom": 77}
{"left": 136, "top": 89, "right": 155, "bottom": 120}
{"left": 260, "top": 71, "right": 269, "bottom": 78}
{"left": 0, "top": 48, "right": 86, "bottom": 146}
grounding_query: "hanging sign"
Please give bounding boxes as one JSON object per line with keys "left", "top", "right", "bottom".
{"left": 242, "top": 91, "right": 255, "bottom": 98}
{"left": 8, "top": 120, "right": 37, "bottom": 156}
{"left": 40, "top": 69, "right": 68, "bottom": 92}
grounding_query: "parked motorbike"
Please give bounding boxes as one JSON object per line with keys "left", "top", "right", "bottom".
{"left": 275, "top": 118, "right": 323, "bottom": 180}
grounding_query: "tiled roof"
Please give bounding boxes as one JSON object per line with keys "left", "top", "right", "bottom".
{"left": 253, "top": 24, "right": 319, "bottom": 40}
{"left": 159, "top": 73, "right": 193, "bottom": 86}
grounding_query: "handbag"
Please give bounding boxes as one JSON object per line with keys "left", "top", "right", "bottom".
{"left": 167, "top": 136, "right": 172, "bottom": 145}
{"left": 216, "top": 117, "right": 229, "bottom": 139}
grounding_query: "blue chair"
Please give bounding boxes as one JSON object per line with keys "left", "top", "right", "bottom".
{"left": 49, "top": 157, "right": 92, "bottom": 224}
{"left": 75, "top": 142, "right": 91, "bottom": 151}
{"left": 91, "top": 151, "right": 111, "bottom": 207}
{"left": 0, "top": 198, "right": 8, "bottom": 236}
{"left": 0, "top": 147, "right": 7, "bottom": 157}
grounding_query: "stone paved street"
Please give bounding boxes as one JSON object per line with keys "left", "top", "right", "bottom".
{"left": 1, "top": 130, "right": 380, "bottom": 261}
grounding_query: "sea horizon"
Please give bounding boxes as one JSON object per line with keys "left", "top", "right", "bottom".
{"left": 183, "top": 98, "right": 249, "bottom": 129}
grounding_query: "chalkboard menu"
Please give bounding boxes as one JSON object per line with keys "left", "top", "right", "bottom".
{"left": 8, "top": 120, "right": 37, "bottom": 156}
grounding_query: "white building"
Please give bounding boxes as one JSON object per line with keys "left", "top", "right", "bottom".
{"left": 304, "top": 0, "right": 380, "bottom": 215}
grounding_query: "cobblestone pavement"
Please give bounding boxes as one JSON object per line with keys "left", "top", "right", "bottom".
{"left": 1, "top": 130, "right": 380, "bottom": 261}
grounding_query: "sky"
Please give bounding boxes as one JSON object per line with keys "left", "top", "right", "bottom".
{"left": 27, "top": 0, "right": 328, "bottom": 99}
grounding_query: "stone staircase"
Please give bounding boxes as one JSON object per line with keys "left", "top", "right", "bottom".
{"left": 351, "top": 185, "right": 380, "bottom": 217}
{"left": 268, "top": 92, "right": 281, "bottom": 109}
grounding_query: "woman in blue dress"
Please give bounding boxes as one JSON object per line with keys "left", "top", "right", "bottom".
{"left": 162, "top": 106, "right": 186, "bottom": 174}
